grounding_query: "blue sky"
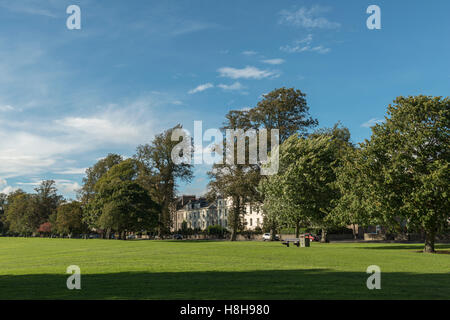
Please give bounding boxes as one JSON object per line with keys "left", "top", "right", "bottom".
{"left": 0, "top": 0, "right": 449, "bottom": 198}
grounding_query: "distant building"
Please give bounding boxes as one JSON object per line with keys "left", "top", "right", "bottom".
{"left": 171, "top": 196, "right": 263, "bottom": 232}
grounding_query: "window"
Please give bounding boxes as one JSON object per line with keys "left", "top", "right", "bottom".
{"left": 250, "top": 218, "right": 253, "bottom": 227}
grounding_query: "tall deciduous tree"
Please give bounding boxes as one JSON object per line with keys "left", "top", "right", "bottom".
{"left": 208, "top": 110, "right": 260, "bottom": 241}
{"left": 4, "top": 190, "right": 35, "bottom": 235}
{"left": 79, "top": 153, "right": 123, "bottom": 204}
{"left": 80, "top": 154, "right": 123, "bottom": 233}
{"left": 135, "top": 125, "right": 193, "bottom": 236}
{"left": 209, "top": 88, "right": 318, "bottom": 240}
{"left": 90, "top": 159, "right": 160, "bottom": 239}
{"left": 260, "top": 124, "right": 351, "bottom": 241}
{"left": 249, "top": 87, "right": 317, "bottom": 143}
{"left": 33, "top": 180, "right": 63, "bottom": 228}
{"left": 55, "top": 201, "right": 85, "bottom": 237}
{"left": 359, "top": 96, "right": 449, "bottom": 253}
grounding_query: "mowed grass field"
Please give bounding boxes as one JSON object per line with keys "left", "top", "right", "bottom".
{"left": 0, "top": 238, "right": 448, "bottom": 299}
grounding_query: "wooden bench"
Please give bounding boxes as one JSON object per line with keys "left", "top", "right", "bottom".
{"left": 282, "top": 238, "right": 300, "bottom": 247}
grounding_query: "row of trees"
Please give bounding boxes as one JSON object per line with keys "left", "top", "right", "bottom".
{"left": 0, "top": 125, "right": 194, "bottom": 239}
{"left": 1, "top": 88, "right": 448, "bottom": 253}
{"left": 0, "top": 180, "right": 86, "bottom": 236}
{"left": 207, "top": 90, "right": 448, "bottom": 253}
{"left": 260, "top": 95, "right": 449, "bottom": 253}
{"left": 75, "top": 125, "right": 195, "bottom": 238}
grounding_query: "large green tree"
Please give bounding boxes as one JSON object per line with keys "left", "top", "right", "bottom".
{"left": 33, "top": 180, "right": 63, "bottom": 228}
{"left": 260, "top": 124, "right": 351, "bottom": 241}
{"left": 358, "top": 96, "right": 449, "bottom": 253}
{"left": 79, "top": 153, "right": 123, "bottom": 204}
{"left": 80, "top": 154, "right": 123, "bottom": 233}
{"left": 208, "top": 110, "right": 261, "bottom": 241}
{"left": 249, "top": 87, "right": 318, "bottom": 143}
{"left": 89, "top": 159, "right": 160, "bottom": 239}
{"left": 4, "top": 190, "right": 35, "bottom": 235}
{"left": 135, "top": 125, "right": 193, "bottom": 236}
{"left": 55, "top": 201, "right": 86, "bottom": 237}
{"left": 209, "top": 88, "right": 318, "bottom": 240}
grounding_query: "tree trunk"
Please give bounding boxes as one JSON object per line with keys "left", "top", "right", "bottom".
{"left": 230, "top": 229, "right": 237, "bottom": 241}
{"left": 295, "top": 221, "right": 300, "bottom": 238}
{"left": 320, "top": 228, "right": 327, "bottom": 243}
{"left": 271, "top": 225, "right": 277, "bottom": 241}
{"left": 424, "top": 231, "right": 436, "bottom": 253}
{"left": 230, "top": 197, "right": 240, "bottom": 242}
{"left": 352, "top": 224, "right": 357, "bottom": 240}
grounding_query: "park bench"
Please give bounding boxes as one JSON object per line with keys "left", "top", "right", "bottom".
{"left": 282, "top": 238, "right": 300, "bottom": 247}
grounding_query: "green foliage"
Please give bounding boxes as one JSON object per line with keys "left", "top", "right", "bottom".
{"left": 249, "top": 87, "right": 318, "bottom": 143}
{"left": 88, "top": 159, "right": 160, "bottom": 237}
{"left": 0, "top": 193, "right": 7, "bottom": 234}
{"left": 4, "top": 190, "right": 35, "bottom": 234}
{"left": 135, "top": 124, "right": 193, "bottom": 236}
{"left": 55, "top": 201, "right": 85, "bottom": 236}
{"left": 260, "top": 123, "right": 351, "bottom": 240}
{"left": 354, "top": 96, "right": 449, "bottom": 252}
{"left": 206, "top": 224, "right": 227, "bottom": 236}
{"left": 209, "top": 87, "right": 317, "bottom": 240}
{"left": 78, "top": 154, "right": 123, "bottom": 204}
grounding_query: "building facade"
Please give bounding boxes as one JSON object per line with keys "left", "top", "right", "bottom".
{"left": 172, "top": 196, "right": 263, "bottom": 232}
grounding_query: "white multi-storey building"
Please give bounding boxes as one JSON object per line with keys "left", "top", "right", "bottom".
{"left": 172, "top": 196, "right": 263, "bottom": 232}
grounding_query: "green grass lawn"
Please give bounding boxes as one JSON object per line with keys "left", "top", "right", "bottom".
{"left": 0, "top": 238, "right": 448, "bottom": 299}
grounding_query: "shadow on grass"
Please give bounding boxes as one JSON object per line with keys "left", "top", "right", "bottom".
{"left": 357, "top": 244, "right": 450, "bottom": 251}
{"left": 1, "top": 269, "right": 448, "bottom": 300}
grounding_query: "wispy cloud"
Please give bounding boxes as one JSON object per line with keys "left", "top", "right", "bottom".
{"left": 0, "top": 1, "right": 58, "bottom": 18}
{"left": 54, "top": 168, "right": 88, "bottom": 175}
{"left": 242, "top": 50, "right": 258, "bottom": 56}
{"left": 280, "top": 34, "right": 330, "bottom": 54}
{"left": 218, "top": 66, "right": 279, "bottom": 80}
{"left": 261, "top": 58, "right": 285, "bottom": 65}
{"left": 171, "top": 20, "right": 217, "bottom": 36}
{"left": 0, "top": 104, "right": 15, "bottom": 112}
{"left": 217, "top": 82, "right": 245, "bottom": 91}
{"left": 279, "top": 5, "right": 341, "bottom": 29}
{"left": 188, "top": 83, "right": 214, "bottom": 94}
{"left": 0, "top": 96, "right": 164, "bottom": 179}
{"left": 361, "top": 118, "right": 385, "bottom": 128}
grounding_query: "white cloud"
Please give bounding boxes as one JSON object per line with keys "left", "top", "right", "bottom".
{"left": 279, "top": 6, "right": 341, "bottom": 29}
{"left": 0, "top": 178, "right": 17, "bottom": 194}
{"left": 218, "top": 66, "right": 279, "bottom": 80}
{"left": 361, "top": 118, "right": 385, "bottom": 128}
{"left": 280, "top": 35, "right": 330, "bottom": 54}
{"left": 54, "top": 180, "right": 82, "bottom": 196}
{"left": 55, "top": 116, "right": 141, "bottom": 145}
{"left": 54, "top": 168, "right": 88, "bottom": 175}
{"left": 217, "top": 82, "right": 245, "bottom": 91}
{"left": 0, "top": 98, "right": 161, "bottom": 178}
{"left": 242, "top": 50, "right": 258, "bottom": 56}
{"left": 0, "top": 104, "right": 14, "bottom": 112}
{"left": 188, "top": 83, "right": 214, "bottom": 94}
{"left": 261, "top": 58, "right": 285, "bottom": 65}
